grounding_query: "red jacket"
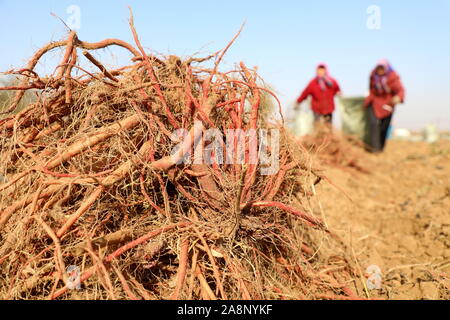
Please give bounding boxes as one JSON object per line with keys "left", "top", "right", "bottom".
{"left": 296, "top": 77, "right": 340, "bottom": 115}
{"left": 364, "top": 71, "right": 405, "bottom": 119}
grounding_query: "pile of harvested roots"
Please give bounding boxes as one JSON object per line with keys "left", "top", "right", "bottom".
{"left": 0, "top": 16, "right": 361, "bottom": 300}
{"left": 300, "top": 124, "right": 371, "bottom": 174}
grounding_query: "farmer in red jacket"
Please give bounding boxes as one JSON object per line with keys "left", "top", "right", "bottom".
{"left": 295, "top": 63, "right": 341, "bottom": 124}
{"left": 364, "top": 59, "right": 405, "bottom": 152}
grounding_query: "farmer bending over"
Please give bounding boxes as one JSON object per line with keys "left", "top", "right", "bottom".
{"left": 364, "top": 59, "right": 405, "bottom": 153}
{"left": 295, "top": 63, "right": 341, "bottom": 125}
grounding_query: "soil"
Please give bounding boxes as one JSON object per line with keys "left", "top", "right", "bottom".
{"left": 313, "top": 139, "right": 450, "bottom": 300}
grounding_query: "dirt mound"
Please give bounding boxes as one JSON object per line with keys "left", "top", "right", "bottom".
{"left": 314, "top": 140, "right": 450, "bottom": 300}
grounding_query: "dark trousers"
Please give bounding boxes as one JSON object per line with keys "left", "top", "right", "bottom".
{"left": 313, "top": 112, "right": 333, "bottom": 124}
{"left": 367, "top": 105, "right": 392, "bottom": 152}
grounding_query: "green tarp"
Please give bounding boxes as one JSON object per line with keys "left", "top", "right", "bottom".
{"left": 291, "top": 97, "right": 371, "bottom": 144}
{"left": 338, "top": 96, "right": 370, "bottom": 144}
{"left": 292, "top": 102, "right": 314, "bottom": 137}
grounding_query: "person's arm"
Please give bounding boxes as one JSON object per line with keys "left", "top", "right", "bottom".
{"left": 296, "top": 81, "right": 312, "bottom": 105}
{"left": 391, "top": 74, "right": 405, "bottom": 105}
{"left": 334, "top": 80, "right": 342, "bottom": 96}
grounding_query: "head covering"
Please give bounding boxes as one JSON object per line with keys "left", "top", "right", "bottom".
{"left": 373, "top": 59, "right": 394, "bottom": 93}
{"left": 316, "top": 63, "right": 333, "bottom": 91}
{"left": 376, "top": 59, "right": 394, "bottom": 72}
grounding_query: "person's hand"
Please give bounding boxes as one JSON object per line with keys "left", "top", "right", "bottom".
{"left": 293, "top": 102, "right": 300, "bottom": 111}
{"left": 382, "top": 104, "right": 393, "bottom": 112}
{"left": 392, "top": 95, "right": 402, "bottom": 105}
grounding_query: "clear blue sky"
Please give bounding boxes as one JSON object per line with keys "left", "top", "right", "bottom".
{"left": 1, "top": 0, "right": 449, "bottom": 130}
